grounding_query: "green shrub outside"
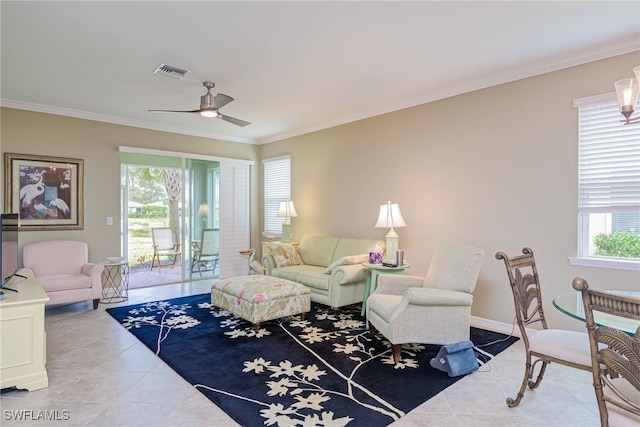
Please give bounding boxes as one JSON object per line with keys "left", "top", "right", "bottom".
{"left": 130, "top": 228, "right": 150, "bottom": 238}
{"left": 594, "top": 231, "right": 640, "bottom": 259}
{"left": 129, "top": 206, "right": 168, "bottom": 219}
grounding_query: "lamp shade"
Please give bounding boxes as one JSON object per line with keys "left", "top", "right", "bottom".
{"left": 374, "top": 201, "right": 406, "bottom": 229}
{"left": 614, "top": 77, "right": 640, "bottom": 119}
{"left": 198, "top": 203, "right": 209, "bottom": 216}
{"left": 276, "top": 200, "right": 297, "bottom": 243}
{"left": 276, "top": 200, "right": 298, "bottom": 218}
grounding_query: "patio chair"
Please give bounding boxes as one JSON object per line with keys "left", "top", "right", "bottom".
{"left": 150, "top": 227, "right": 182, "bottom": 273}
{"left": 191, "top": 228, "right": 219, "bottom": 277}
{"left": 495, "top": 247, "right": 593, "bottom": 408}
{"left": 572, "top": 277, "right": 640, "bottom": 427}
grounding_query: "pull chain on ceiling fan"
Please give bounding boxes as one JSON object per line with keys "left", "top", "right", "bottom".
{"left": 149, "top": 81, "right": 251, "bottom": 127}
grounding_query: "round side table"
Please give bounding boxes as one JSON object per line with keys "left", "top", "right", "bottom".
{"left": 100, "top": 261, "right": 129, "bottom": 304}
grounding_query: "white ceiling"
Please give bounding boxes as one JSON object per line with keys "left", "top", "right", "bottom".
{"left": 2, "top": 1, "right": 639, "bottom": 145}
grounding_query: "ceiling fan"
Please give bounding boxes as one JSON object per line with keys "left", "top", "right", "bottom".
{"left": 149, "top": 81, "right": 251, "bottom": 127}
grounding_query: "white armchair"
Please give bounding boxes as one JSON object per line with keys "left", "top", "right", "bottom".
{"left": 367, "top": 244, "right": 485, "bottom": 363}
{"left": 20, "top": 240, "right": 103, "bottom": 309}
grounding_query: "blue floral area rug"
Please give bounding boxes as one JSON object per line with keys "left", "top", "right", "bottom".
{"left": 106, "top": 294, "right": 518, "bottom": 427}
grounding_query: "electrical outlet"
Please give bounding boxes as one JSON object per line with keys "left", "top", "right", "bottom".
{"left": 106, "top": 217, "right": 113, "bottom": 226}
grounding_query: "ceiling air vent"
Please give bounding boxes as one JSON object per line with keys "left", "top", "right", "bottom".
{"left": 153, "top": 64, "right": 190, "bottom": 80}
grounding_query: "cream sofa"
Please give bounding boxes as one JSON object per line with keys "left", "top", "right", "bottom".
{"left": 262, "top": 234, "right": 385, "bottom": 310}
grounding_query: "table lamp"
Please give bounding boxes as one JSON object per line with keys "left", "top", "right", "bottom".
{"left": 199, "top": 203, "right": 209, "bottom": 229}
{"left": 374, "top": 201, "right": 407, "bottom": 262}
{"left": 276, "top": 200, "right": 298, "bottom": 243}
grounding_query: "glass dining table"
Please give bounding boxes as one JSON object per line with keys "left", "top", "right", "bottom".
{"left": 553, "top": 290, "right": 640, "bottom": 335}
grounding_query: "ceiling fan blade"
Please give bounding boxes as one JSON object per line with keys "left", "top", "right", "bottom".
{"left": 218, "top": 114, "right": 251, "bottom": 127}
{"left": 148, "top": 82, "right": 246, "bottom": 125}
{"left": 212, "top": 93, "right": 234, "bottom": 110}
{"left": 148, "top": 109, "right": 201, "bottom": 113}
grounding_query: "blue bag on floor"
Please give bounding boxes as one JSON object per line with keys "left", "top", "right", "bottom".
{"left": 430, "top": 340, "right": 479, "bottom": 377}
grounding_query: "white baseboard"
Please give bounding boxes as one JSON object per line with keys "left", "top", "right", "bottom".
{"left": 470, "top": 315, "right": 522, "bottom": 337}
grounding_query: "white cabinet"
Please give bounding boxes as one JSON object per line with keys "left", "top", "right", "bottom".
{"left": 0, "top": 274, "right": 49, "bottom": 391}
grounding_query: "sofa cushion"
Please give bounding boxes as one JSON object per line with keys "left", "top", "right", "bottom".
{"left": 271, "top": 265, "right": 307, "bottom": 282}
{"left": 37, "top": 274, "right": 93, "bottom": 292}
{"left": 295, "top": 266, "right": 331, "bottom": 291}
{"left": 332, "top": 238, "right": 386, "bottom": 262}
{"left": 271, "top": 265, "right": 331, "bottom": 291}
{"left": 323, "top": 253, "right": 369, "bottom": 274}
{"left": 297, "top": 235, "right": 339, "bottom": 267}
{"left": 268, "top": 243, "right": 302, "bottom": 267}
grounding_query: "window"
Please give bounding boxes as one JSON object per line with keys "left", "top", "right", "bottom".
{"left": 573, "top": 95, "right": 640, "bottom": 270}
{"left": 263, "top": 155, "right": 291, "bottom": 237}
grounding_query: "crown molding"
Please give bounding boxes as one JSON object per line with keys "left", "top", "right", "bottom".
{"left": 0, "top": 99, "right": 256, "bottom": 145}
{"left": 257, "top": 38, "right": 640, "bottom": 144}
{"left": 2, "top": 36, "right": 638, "bottom": 147}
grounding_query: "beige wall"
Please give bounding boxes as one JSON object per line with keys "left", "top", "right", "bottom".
{"left": 260, "top": 51, "right": 640, "bottom": 331}
{"left": 2, "top": 52, "right": 638, "bottom": 330}
{"left": 0, "top": 109, "right": 260, "bottom": 264}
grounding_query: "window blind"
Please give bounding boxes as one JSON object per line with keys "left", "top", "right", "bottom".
{"left": 578, "top": 99, "right": 640, "bottom": 213}
{"left": 263, "top": 156, "right": 291, "bottom": 236}
{"left": 219, "top": 161, "right": 250, "bottom": 277}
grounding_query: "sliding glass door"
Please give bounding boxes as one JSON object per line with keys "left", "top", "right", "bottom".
{"left": 187, "top": 158, "right": 220, "bottom": 280}
{"left": 120, "top": 148, "right": 251, "bottom": 288}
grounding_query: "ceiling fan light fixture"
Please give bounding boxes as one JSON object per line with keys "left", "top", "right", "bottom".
{"left": 200, "top": 110, "right": 218, "bottom": 118}
{"left": 149, "top": 80, "right": 250, "bottom": 126}
{"left": 614, "top": 66, "right": 640, "bottom": 124}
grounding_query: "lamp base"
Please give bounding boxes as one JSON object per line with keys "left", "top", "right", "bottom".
{"left": 384, "top": 228, "right": 399, "bottom": 263}
{"left": 281, "top": 223, "right": 292, "bottom": 243}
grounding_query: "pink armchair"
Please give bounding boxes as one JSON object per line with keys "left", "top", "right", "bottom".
{"left": 19, "top": 240, "right": 104, "bottom": 309}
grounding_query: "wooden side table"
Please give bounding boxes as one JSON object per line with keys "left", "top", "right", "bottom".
{"left": 100, "top": 261, "right": 129, "bottom": 303}
{"left": 361, "top": 262, "right": 410, "bottom": 315}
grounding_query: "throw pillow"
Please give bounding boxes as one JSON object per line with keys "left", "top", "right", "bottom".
{"left": 323, "top": 253, "right": 369, "bottom": 274}
{"left": 268, "top": 243, "right": 302, "bottom": 268}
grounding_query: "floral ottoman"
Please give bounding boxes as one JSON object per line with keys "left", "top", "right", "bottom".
{"left": 211, "top": 275, "right": 310, "bottom": 329}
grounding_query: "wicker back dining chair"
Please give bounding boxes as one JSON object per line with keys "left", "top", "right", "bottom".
{"left": 572, "top": 277, "right": 640, "bottom": 427}
{"left": 496, "top": 247, "right": 593, "bottom": 407}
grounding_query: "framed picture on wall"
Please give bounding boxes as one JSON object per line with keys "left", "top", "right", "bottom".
{"left": 4, "top": 153, "right": 84, "bottom": 230}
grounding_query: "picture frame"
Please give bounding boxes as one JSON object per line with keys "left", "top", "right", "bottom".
{"left": 4, "top": 153, "right": 84, "bottom": 230}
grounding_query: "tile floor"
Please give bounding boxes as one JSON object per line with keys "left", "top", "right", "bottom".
{"left": 128, "top": 263, "right": 216, "bottom": 289}
{"left": 0, "top": 281, "right": 601, "bottom": 426}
